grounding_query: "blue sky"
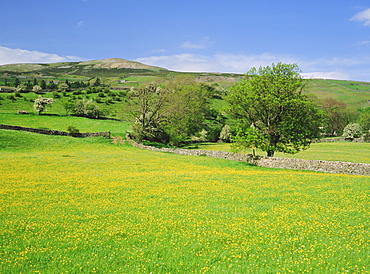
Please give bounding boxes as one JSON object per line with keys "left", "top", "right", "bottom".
{"left": 1, "top": 0, "right": 370, "bottom": 81}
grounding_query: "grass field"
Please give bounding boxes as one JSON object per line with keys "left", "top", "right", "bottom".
{"left": 0, "top": 113, "right": 130, "bottom": 137}
{"left": 306, "top": 79, "right": 370, "bottom": 109}
{"left": 186, "top": 142, "right": 370, "bottom": 164}
{"left": 1, "top": 129, "right": 369, "bottom": 273}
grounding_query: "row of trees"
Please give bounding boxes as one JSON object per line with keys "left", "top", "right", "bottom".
{"left": 28, "top": 63, "right": 369, "bottom": 157}
{"left": 128, "top": 63, "right": 370, "bottom": 157}
{"left": 127, "top": 76, "right": 225, "bottom": 146}
{"left": 5, "top": 77, "right": 103, "bottom": 92}
{"left": 33, "top": 96, "right": 104, "bottom": 118}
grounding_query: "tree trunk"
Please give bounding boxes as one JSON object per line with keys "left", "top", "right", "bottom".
{"left": 267, "top": 150, "right": 275, "bottom": 157}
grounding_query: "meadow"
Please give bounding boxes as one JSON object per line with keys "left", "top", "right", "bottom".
{"left": 185, "top": 142, "right": 370, "bottom": 164}
{"left": 1, "top": 128, "right": 369, "bottom": 273}
{"left": 1, "top": 75, "right": 369, "bottom": 272}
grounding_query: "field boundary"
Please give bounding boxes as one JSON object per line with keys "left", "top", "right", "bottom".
{"left": 126, "top": 134, "right": 370, "bottom": 176}
{"left": 0, "top": 124, "right": 110, "bottom": 138}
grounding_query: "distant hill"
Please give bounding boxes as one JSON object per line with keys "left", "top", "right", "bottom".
{"left": 1, "top": 58, "right": 369, "bottom": 109}
{"left": 0, "top": 58, "right": 169, "bottom": 77}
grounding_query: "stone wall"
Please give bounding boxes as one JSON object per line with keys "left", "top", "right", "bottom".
{"left": 126, "top": 134, "right": 370, "bottom": 176}
{"left": 0, "top": 124, "right": 110, "bottom": 138}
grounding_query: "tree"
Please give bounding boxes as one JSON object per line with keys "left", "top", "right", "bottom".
{"left": 26, "top": 80, "right": 32, "bottom": 91}
{"left": 14, "top": 78, "right": 20, "bottom": 87}
{"left": 93, "top": 77, "right": 101, "bottom": 87}
{"left": 73, "top": 99, "right": 103, "bottom": 119}
{"left": 127, "top": 83, "right": 170, "bottom": 142}
{"left": 33, "top": 96, "right": 55, "bottom": 115}
{"left": 162, "top": 77, "right": 213, "bottom": 145}
{"left": 358, "top": 107, "right": 370, "bottom": 131}
{"left": 127, "top": 76, "right": 215, "bottom": 145}
{"left": 321, "top": 98, "right": 350, "bottom": 136}
{"left": 15, "top": 84, "right": 27, "bottom": 93}
{"left": 40, "top": 80, "right": 47, "bottom": 90}
{"left": 342, "top": 123, "right": 363, "bottom": 140}
{"left": 62, "top": 99, "right": 75, "bottom": 115}
{"left": 219, "top": 125, "right": 232, "bottom": 143}
{"left": 227, "top": 62, "right": 325, "bottom": 157}
{"left": 58, "top": 82, "right": 69, "bottom": 93}
{"left": 32, "top": 85, "right": 42, "bottom": 93}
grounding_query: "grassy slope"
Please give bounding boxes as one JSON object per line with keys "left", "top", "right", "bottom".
{"left": 306, "top": 79, "right": 370, "bottom": 109}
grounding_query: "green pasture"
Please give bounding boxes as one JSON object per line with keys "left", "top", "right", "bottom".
{"left": 186, "top": 142, "right": 370, "bottom": 164}
{"left": 306, "top": 79, "right": 370, "bottom": 109}
{"left": 0, "top": 113, "right": 130, "bottom": 136}
{"left": 0, "top": 129, "right": 369, "bottom": 273}
{"left": 0, "top": 90, "right": 130, "bottom": 120}
{"left": 326, "top": 80, "right": 370, "bottom": 91}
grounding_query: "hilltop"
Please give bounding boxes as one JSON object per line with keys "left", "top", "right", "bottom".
{"left": 0, "top": 58, "right": 170, "bottom": 78}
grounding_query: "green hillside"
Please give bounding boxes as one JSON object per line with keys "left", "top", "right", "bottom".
{"left": 1, "top": 59, "right": 370, "bottom": 110}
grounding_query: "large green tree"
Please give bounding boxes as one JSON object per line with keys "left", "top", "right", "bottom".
{"left": 127, "top": 83, "right": 169, "bottom": 143}
{"left": 127, "top": 76, "right": 216, "bottom": 146}
{"left": 161, "top": 76, "right": 214, "bottom": 145}
{"left": 227, "top": 63, "right": 325, "bottom": 157}
{"left": 321, "top": 98, "right": 351, "bottom": 136}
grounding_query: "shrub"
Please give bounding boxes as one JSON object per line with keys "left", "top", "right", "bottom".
{"left": 219, "top": 125, "right": 232, "bottom": 142}
{"left": 33, "top": 96, "right": 55, "bottom": 115}
{"left": 7, "top": 94, "right": 16, "bottom": 102}
{"left": 53, "top": 91, "right": 61, "bottom": 98}
{"left": 342, "top": 123, "right": 363, "bottom": 140}
{"left": 364, "top": 131, "right": 370, "bottom": 142}
{"left": 73, "top": 99, "right": 103, "bottom": 119}
{"left": 67, "top": 126, "right": 80, "bottom": 136}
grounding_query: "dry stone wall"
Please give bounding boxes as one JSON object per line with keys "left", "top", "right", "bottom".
{"left": 126, "top": 134, "right": 370, "bottom": 176}
{"left": 0, "top": 124, "right": 110, "bottom": 138}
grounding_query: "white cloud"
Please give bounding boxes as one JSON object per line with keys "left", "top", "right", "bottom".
{"left": 215, "top": 53, "right": 298, "bottom": 72}
{"left": 137, "top": 52, "right": 370, "bottom": 81}
{"left": 301, "top": 71, "right": 351, "bottom": 80}
{"left": 137, "top": 54, "right": 218, "bottom": 72}
{"left": 357, "top": 40, "right": 370, "bottom": 46}
{"left": 151, "top": 49, "right": 167, "bottom": 53}
{"left": 180, "top": 37, "right": 214, "bottom": 49}
{"left": 138, "top": 52, "right": 298, "bottom": 73}
{"left": 0, "top": 46, "right": 84, "bottom": 65}
{"left": 77, "top": 20, "right": 84, "bottom": 27}
{"left": 350, "top": 8, "right": 370, "bottom": 26}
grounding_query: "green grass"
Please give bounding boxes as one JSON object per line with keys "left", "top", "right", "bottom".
{"left": 185, "top": 141, "right": 370, "bottom": 164}
{"left": 306, "top": 79, "right": 370, "bottom": 109}
{"left": 0, "top": 129, "right": 369, "bottom": 273}
{"left": 0, "top": 90, "right": 130, "bottom": 120}
{"left": 0, "top": 113, "right": 130, "bottom": 136}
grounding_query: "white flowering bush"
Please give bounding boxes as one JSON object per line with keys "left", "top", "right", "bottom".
{"left": 219, "top": 125, "right": 232, "bottom": 142}
{"left": 342, "top": 123, "right": 363, "bottom": 140}
{"left": 73, "top": 99, "right": 102, "bottom": 119}
{"left": 33, "top": 96, "right": 55, "bottom": 115}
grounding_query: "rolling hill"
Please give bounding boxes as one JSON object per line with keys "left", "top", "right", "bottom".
{"left": 1, "top": 58, "right": 370, "bottom": 109}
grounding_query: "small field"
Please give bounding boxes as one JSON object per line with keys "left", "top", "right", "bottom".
{"left": 0, "top": 129, "right": 369, "bottom": 273}
{"left": 185, "top": 142, "right": 370, "bottom": 164}
{"left": 0, "top": 113, "right": 130, "bottom": 137}
{"left": 306, "top": 79, "right": 370, "bottom": 109}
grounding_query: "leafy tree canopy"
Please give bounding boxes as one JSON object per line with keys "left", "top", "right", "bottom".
{"left": 227, "top": 62, "right": 325, "bottom": 157}
{"left": 127, "top": 76, "right": 220, "bottom": 146}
